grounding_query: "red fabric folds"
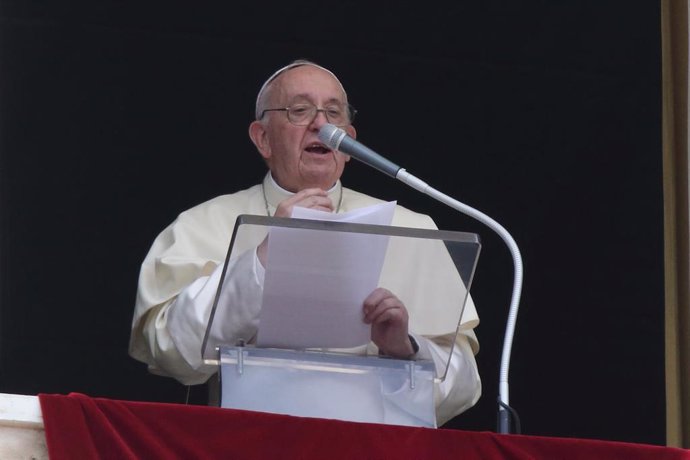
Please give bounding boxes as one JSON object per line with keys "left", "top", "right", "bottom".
{"left": 39, "top": 393, "right": 690, "bottom": 460}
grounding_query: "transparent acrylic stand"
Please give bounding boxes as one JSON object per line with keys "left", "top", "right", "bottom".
{"left": 201, "top": 215, "right": 481, "bottom": 428}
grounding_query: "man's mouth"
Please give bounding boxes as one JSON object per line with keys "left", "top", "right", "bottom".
{"left": 304, "top": 143, "right": 332, "bottom": 154}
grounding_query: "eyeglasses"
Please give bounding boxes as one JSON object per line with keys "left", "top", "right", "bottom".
{"left": 259, "top": 103, "right": 357, "bottom": 127}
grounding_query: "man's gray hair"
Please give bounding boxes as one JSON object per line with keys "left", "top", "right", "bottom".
{"left": 254, "top": 59, "right": 348, "bottom": 120}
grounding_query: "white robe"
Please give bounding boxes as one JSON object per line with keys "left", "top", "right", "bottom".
{"left": 129, "top": 173, "right": 482, "bottom": 425}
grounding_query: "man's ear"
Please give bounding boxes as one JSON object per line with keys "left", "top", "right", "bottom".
{"left": 248, "top": 121, "right": 271, "bottom": 159}
{"left": 346, "top": 124, "right": 357, "bottom": 140}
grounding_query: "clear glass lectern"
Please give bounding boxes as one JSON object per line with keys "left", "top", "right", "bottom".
{"left": 202, "top": 215, "right": 481, "bottom": 428}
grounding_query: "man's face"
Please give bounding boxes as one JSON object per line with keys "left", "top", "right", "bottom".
{"left": 250, "top": 65, "right": 355, "bottom": 192}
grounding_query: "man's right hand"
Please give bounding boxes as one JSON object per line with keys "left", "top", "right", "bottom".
{"left": 257, "top": 188, "right": 334, "bottom": 266}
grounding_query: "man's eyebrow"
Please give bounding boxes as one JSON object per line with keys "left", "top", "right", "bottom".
{"left": 287, "top": 94, "right": 346, "bottom": 105}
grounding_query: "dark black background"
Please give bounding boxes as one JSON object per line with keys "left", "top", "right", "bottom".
{"left": 0, "top": 1, "right": 663, "bottom": 445}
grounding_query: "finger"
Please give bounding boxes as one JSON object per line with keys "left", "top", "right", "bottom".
{"left": 363, "top": 296, "right": 404, "bottom": 323}
{"left": 363, "top": 288, "right": 394, "bottom": 315}
{"left": 306, "top": 195, "right": 334, "bottom": 211}
{"left": 292, "top": 188, "right": 328, "bottom": 202}
{"left": 292, "top": 189, "right": 333, "bottom": 210}
{"left": 274, "top": 189, "right": 331, "bottom": 217}
{"left": 366, "top": 303, "right": 405, "bottom": 325}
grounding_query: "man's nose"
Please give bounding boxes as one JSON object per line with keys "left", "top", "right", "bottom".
{"left": 309, "top": 109, "right": 329, "bottom": 129}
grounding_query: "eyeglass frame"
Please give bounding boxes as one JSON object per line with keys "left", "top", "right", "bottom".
{"left": 258, "top": 103, "right": 357, "bottom": 127}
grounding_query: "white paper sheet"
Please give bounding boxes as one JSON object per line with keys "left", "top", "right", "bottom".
{"left": 256, "top": 201, "right": 396, "bottom": 349}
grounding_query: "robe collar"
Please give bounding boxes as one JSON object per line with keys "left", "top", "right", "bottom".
{"left": 261, "top": 173, "right": 342, "bottom": 215}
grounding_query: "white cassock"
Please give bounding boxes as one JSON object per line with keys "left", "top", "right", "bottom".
{"left": 129, "top": 173, "right": 482, "bottom": 425}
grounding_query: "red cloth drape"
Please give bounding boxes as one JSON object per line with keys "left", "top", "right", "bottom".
{"left": 38, "top": 393, "right": 690, "bottom": 460}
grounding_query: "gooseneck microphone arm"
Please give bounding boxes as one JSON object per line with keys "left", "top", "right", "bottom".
{"left": 395, "top": 170, "right": 522, "bottom": 435}
{"left": 319, "top": 124, "right": 522, "bottom": 434}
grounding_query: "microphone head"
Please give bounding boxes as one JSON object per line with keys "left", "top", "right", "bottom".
{"left": 318, "top": 123, "right": 346, "bottom": 150}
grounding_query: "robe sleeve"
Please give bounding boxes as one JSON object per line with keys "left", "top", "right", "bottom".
{"left": 133, "top": 249, "right": 265, "bottom": 385}
{"left": 416, "top": 331, "right": 481, "bottom": 425}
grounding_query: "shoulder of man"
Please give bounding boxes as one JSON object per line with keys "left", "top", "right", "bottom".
{"left": 176, "top": 183, "right": 264, "bottom": 220}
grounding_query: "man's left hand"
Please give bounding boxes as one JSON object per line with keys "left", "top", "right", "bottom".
{"left": 362, "top": 288, "right": 416, "bottom": 359}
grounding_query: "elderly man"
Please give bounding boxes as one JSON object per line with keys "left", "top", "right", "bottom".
{"left": 129, "top": 59, "right": 481, "bottom": 425}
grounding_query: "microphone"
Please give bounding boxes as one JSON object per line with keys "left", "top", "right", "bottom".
{"left": 318, "top": 124, "right": 401, "bottom": 178}
{"left": 319, "top": 123, "right": 523, "bottom": 435}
